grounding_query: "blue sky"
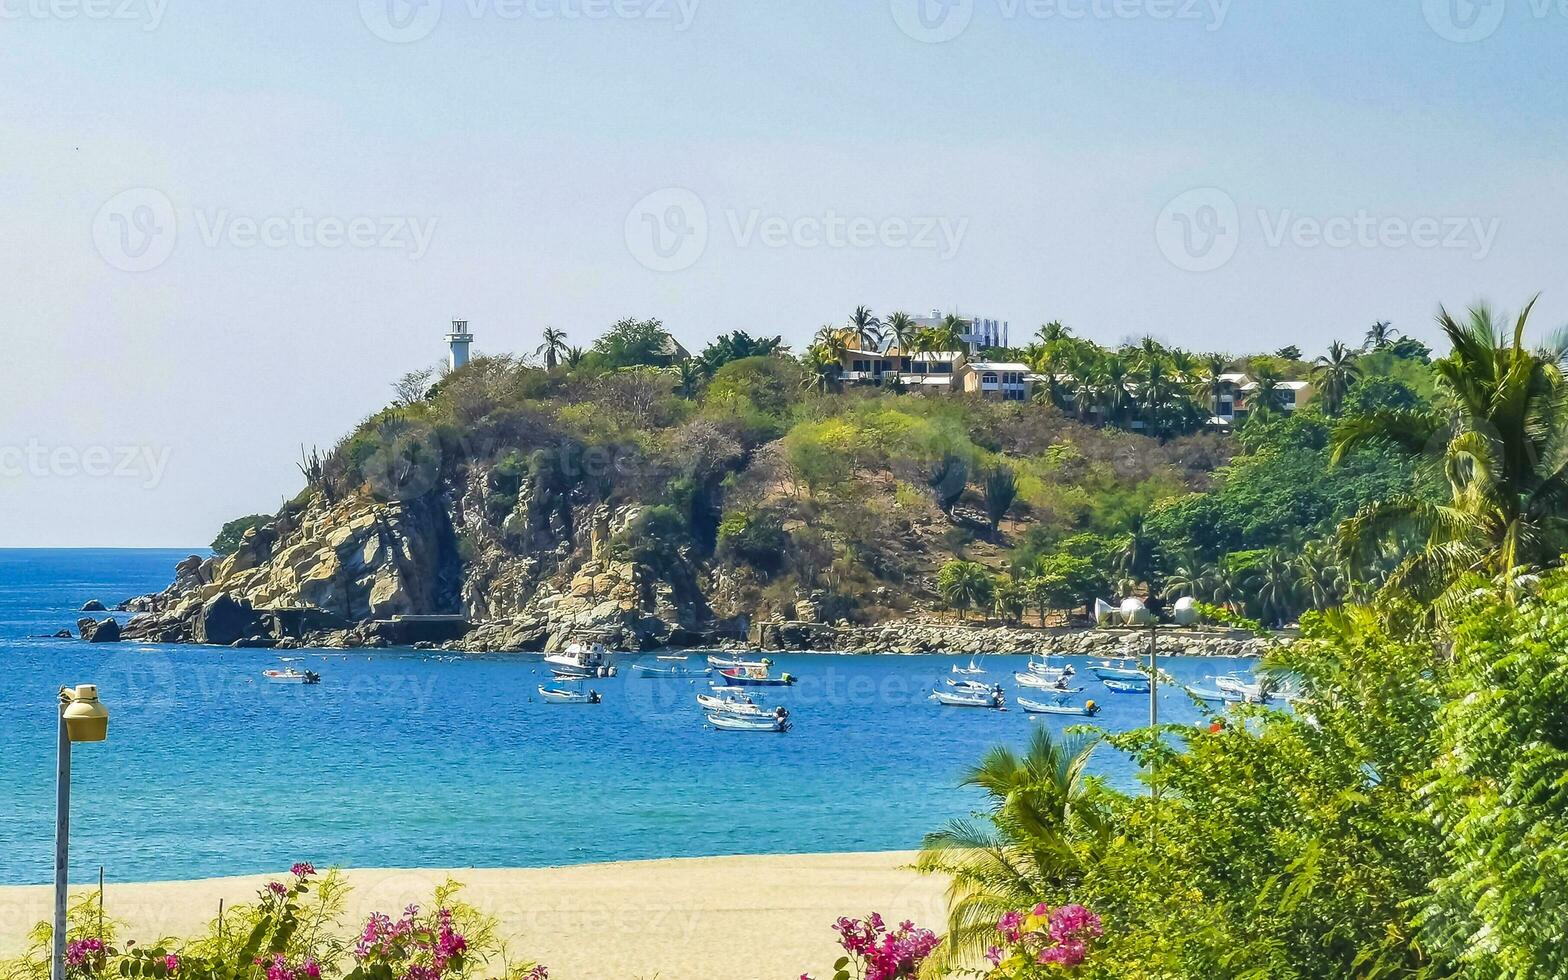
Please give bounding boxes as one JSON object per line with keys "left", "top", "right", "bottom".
{"left": 3, "top": 0, "right": 1565, "bottom": 546}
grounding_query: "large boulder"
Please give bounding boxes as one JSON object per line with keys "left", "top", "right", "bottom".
{"left": 79, "top": 599, "right": 107, "bottom": 612}
{"left": 194, "top": 594, "right": 266, "bottom": 646}
{"left": 76, "top": 617, "right": 121, "bottom": 643}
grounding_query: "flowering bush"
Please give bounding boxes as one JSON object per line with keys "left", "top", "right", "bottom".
{"left": 804, "top": 913, "right": 939, "bottom": 980}
{"left": 0, "top": 863, "right": 546, "bottom": 980}
{"left": 983, "top": 904, "right": 1102, "bottom": 976}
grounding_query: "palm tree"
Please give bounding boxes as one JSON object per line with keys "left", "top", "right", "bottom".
{"left": 673, "top": 359, "right": 705, "bottom": 399}
{"left": 1296, "top": 541, "right": 1343, "bottom": 611}
{"left": 1364, "top": 320, "right": 1398, "bottom": 351}
{"left": 1137, "top": 359, "right": 1180, "bottom": 437}
{"left": 917, "top": 727, "right": 1108, "bottom": 971}
{"left": 884, "top": 311, "right": 917, "bottom": 354}
{"left": 798, "top": 343, "right": 841, "bottom": 394}
{"left": 1311, "top": 341, "right": 1362, "bottom": 415}
{"left": 563, "top": 345, "right": 585, "bottom": 368}
{"left": 1112, "top": 516, "right": 1157, "bottom": 587}
{"left": 1161, "top": 551, "right": 1214, "bottom": 602}
{"left": 1192, "top": 353, "right": 1232, "bottom": 418}
{"left": 1252, "top": 551, "right": 1299, "bottom": 625}
{"left": 1334, "top": 298, "right": 1568, "bottom": 612}
{"left": 1247, "top": 367, "right": 1289, "bottom": 416}
{"left": 1211, "top": 562, "right": 1251, "bottom": 614}
{"left": 1098, "top": 355, "right": 1135, "bottom": 427}
{"left": 938, "top": 561, "right": 995, "bottom": 620}
{"left": 1035, "top": 320, "right": 1072, "bottom": 345}
{"left": 849, "top": 306, "right": 883, "bottom": 350}
{"left": 536, "top": 326, "right": 569, "bottom": 370}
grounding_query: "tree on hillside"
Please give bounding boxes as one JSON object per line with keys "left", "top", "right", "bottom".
{"left": 592, "top": 317, "right": 677, "bottom": 369}
{"left": 700, "top": 330, "right": 783, "bottom": 373}
{"left": 928, "top": 454, "right": 969, "bottom": 515}
{"left": 983, "top": 465, "right": 1019, "bottom": 532}
{"left": 1274, "top": 345, "right": 1302, "bottom": 361}
{"left": 1311, "top": 340, "right": 1362, "bottom": 415}
{"left": 1036, "top": 320, "right": 1072, "bottom": 345}
{"left": 393, "top": 366, "right": 437, "bottom": 407}
{"left": 563, "top": 345, "right": 585, "bottom": 368}
{"left": 536, "top": 326, "right": 569, "bottom": 370}
{"left": 673, "top": 359, "right": 706, "bottom": 399}
{"left": 1335, "top": 298, "right": 1568, "bottom": 613}
{"left": 212, "top": 514, "right": 270, "bottom": 556}
{"left": 885, "top": 311, "right": 917, "bottom": 353}
{"left": 1192, "top": 353, "right": 1232, "bottom": 418}
{"left": 1364, "top": 319, "right": 1398, "bottom": 350}
{"left": 937, "top": 560, "right": 995, "bottom": 619}
{"left": 849, "top": 306, "right": 883, "bottom": 350}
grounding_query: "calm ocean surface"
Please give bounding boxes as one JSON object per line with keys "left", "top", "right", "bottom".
{"left": 0, "top": 549, "right": 1253, "bottom": 885}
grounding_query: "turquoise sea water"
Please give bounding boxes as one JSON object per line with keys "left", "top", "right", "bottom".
{"left": 0, "top": 549, "right": 1253, "bottom": 885}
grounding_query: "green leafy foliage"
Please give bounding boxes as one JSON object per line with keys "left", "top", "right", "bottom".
{"left": 211, "top": 515, "right": 269, "bottom": 556}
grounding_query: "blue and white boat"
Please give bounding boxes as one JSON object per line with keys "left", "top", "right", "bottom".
{"left": 706, "top": 711, "right": 791, "bottom": 732}
{"left": 1101, "top": 677, "right": 1151, "bottom": 694}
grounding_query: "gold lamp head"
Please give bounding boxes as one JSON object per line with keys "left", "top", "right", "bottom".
{"left": 62, "top": 685, "right": 109, "bottom": 743}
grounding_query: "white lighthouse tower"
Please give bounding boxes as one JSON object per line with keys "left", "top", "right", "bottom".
{"left": 446, "top": 318, "right": 472, "bottom": 371}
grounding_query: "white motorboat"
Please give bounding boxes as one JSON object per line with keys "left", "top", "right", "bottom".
{"left": 1018, "top": 696, "right": 1100, "bottom": 717}
{"left": 1015, "top": 671, "right": 1080, "bottom": 692}
{"left": 707, "top": 654, "right": 769, "bottom": 669}
{"left": 537, "top": 686, "right": 602, "bottom": 704}
{"left": 545, "top": 641, "right": 616, "bottom": 678}
{"left": 695, "top": 692, "right": 760, "bottom": 713}
{"left": 1185, "top": 684, "right": 1231, "bottom": 703}
{"left": 950, "top": 658, "right": 986, "bottom": 676}
{"left": 1088, "top": 658, "right": 1147, "bottom": 681}
{"left": 634, "top": 663, "right": 711, "bottom": 678}
{"left": 1025, "top": 658, "right": 1075, "bottom": 678}
{"left": 946, "top": 678, "right": 992, "bottom": 691}
{"left": 1102, "top": 677, "right": 1151, "bottom": 694}
{"left": 1214, "top": 673, "right": 1269, "bottom": 703}
{"left": 262, "top": 668, "right": 320, "bottom": 685}
{"left": 930, "top": 686, "right": 1005, "bottom": 709}
{"left": 706, "top": 711, "right": 790, "bottom": 732}
{"left": 656, "top": 653, "right": 690, "bottom": 661}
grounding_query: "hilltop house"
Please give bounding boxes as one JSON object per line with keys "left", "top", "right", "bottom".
{"left": 836, "top": 346, "right": 1036, "bottom": 402}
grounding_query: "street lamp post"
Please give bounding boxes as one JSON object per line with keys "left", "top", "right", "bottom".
{"left": 53, "top": 685, "right": 109, "bottom": 980}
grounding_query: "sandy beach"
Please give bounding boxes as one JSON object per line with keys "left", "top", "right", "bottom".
{"left": 0, "top": 851, "right": 945, "bottom": 980}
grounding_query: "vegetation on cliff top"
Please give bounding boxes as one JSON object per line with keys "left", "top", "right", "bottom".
{"left": 249, "top": 304, "right": 1494, "bottom": 626}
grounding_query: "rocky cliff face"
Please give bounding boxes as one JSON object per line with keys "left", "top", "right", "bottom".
{"left": 121, "top": 458, "right": 719, "bottom": 651}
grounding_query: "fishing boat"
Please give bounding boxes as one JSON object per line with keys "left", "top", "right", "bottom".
{"left": 1087, "top": 658, "right": 1147, "bottom": 681}
{"left": 1018, "top": 697, "right": 1100, "bottom": 717}
{"left": 1015, "top": 671, "right": 1080, "bottom": 692}
{"left": 708, "top": 654, "right": 769, "bottom": 669}
{"left": 706, "top": 711, "right": 791, "bottom": 732}
{"left": 262, "top": 668, "right": 320, "bottom": 685}
{"left": 1214, "top": 673, "right": 1269, "bottom": 703}
{"left": 1184, "top": 684, "right": 1230, "bottom": 703}
{"left": 695, "top": 692, "right": 759, "bottom": 712}
{"left": 545, "top": 641, "right": 616, "bottom": 679}
{"left": 634, "top": 663, "right": 712, "bottom": 678}
{"left": 1102, "top": 677, "right": 1151, "bottom": 694}
{"left": 537, "top": 686, "right": 602, "bottom": 704}
{"left": 656, "top": 653, "right": 689, "bottom": 661}
{"left": 718, "top": 664, "right": 796, "bottom": 687}
{"left": 929, "top": 685, "right": 1005, "bottom": 709}
{"left": 946, "top": 678, "right": 992, "bottom": 692}
{"left": 1026, "top": 658, "right": 1075, "bottom": 678}
{"left": 950, "top": 658, "right": 986, "bottom": 676}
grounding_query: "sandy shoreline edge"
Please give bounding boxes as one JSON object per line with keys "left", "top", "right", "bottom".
{"left": 0, "top": 851, "right": 942, "bottom": 980}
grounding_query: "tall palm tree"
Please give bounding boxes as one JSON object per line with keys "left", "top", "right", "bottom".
{"left": 1099, "top": 355, "right": 1135, "bottom": 427}
{"left": 536, "top": 326, "right": 569, "bottom": 370}
{"left": 1364, "top": 320, "right": 1399, "bottom": 351}
{"left": 1161, "top": 551, "right": 1215, "bottom": 602}
{"left": 884, "top": 311, "right": 917, "bottom": 354}
{"left": 938, "top": 561, "right": 995, "bottom": 620}
{"left": 849, "top": 306, "right": 883, "bottom": 350}
{"left": 1296, "top": 541, "right": 1343, "bottom": 611}
{"left": 917, "top": 727, "right": 1108, "bottom": 971}
{"left": 1247, "top": 367, "right": 1289, "bottom": 416}
{"left": 563, "top": 345, "right": 585, "bottom": 369}
{"left": 1335, "top": 298, "right": 1568, "bottom": 611}
{"left": 799, "top": 343, "right": 841, "bottom": 394}
{"left": 1137, "top": 359, "right": 1179, "bottom": 437}
{"left": 1253, "top": 551, "right": 1300, "bottom": 625}
{"left": 1192, "top": 353, "right": 1232, "bottom": 418}
{"left": 1035, "top": 320, "right": 1072, "bottom": 345}
{"left": 1311, "top": 341, "right": 1362, "bottom": 415}
{"left": 812, "top": 324, "right": 853, "bottom": 359}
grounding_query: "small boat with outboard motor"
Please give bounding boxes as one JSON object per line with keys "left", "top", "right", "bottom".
{"left": 262, "top": 668, "right": 320, "bottom": 685}
{"left": 537, "top": 686, "right": 602, "bottom": 704}
{"left": 1018, "top": 696, "right": 1100, "bottom": 717}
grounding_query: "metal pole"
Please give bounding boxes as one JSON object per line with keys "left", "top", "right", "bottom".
{"left": 51, "top": 701, "right": 71, "bottom": 980}
{"left": 1148, "top": 623, "right": 1158, "bottom": 728}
